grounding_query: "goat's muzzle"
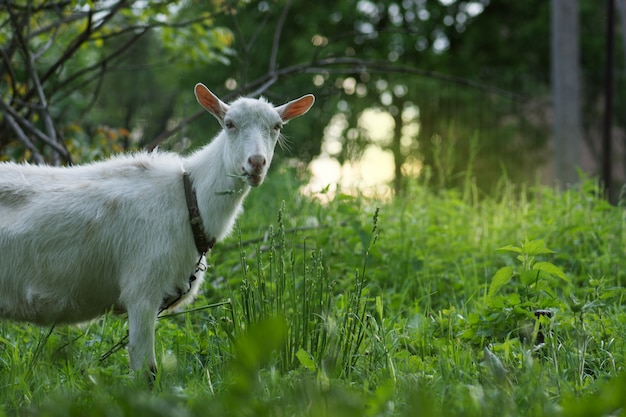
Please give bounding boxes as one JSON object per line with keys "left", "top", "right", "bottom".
{"left": 244, "top": 154, "right": 267, "bottom": 187}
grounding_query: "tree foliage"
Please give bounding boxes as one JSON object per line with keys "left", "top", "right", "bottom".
{"left": 168, "top": 0, "right": 549, "bottom": 192}
{"left": 0, "top": 0, "right": 621, "bottom": 193}
{"left": 0, "top": 0, "right": 234, "bottom": 162}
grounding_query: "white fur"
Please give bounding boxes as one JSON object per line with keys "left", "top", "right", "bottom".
{"left": 0, "top": 84, "right": 314, "bottom": 375}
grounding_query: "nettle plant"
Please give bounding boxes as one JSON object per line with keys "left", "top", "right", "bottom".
{"left": 464, "top": 239, "right": 571, "bottom": 345}
{"left": 465, "top": 238, "right": 624, "bottom": 389}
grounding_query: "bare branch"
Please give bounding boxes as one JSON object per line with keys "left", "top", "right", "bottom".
{"left": 32, "top": 24, "right": 59, "bottom": 61}
{"left": 28, "top": 11, "right": 91, "bottom": 38}
{"left": 0, "top": 47, "right": 18, "bottom": 102}
{"left": 0, "top": 108, "right": 45, "bottom": 164}
{"left": 8, "top": 1, "right": 72, "bottom": 13}
{"left": 246, "top": 57, "right": 528, "bottom": 101}
{"left": 27, "top": 2, "right": 129, "bottom": 39}
{"left": 50, "top": 27, "right": 150, "bottom": 101}
{"left": 63, "top": 61, "right": 107, "bottom": 126}
{"left": 146, "top": 56, "right": 526, "bottom": 150}
{"left": 229, "top": 8, "right": 271, "bottom": 85}
{"left": 146, "top": 111, "right": 205, "bottom": 151}
{"left": 75, "top": 62, "right": 107, "bottom": 123}
{"left": 0, "top": 99, "right": 70, "bottom": 158}
{"left": 28, "top": 60, "right": 67, "bottom": 161}
{"left": 7, "top": 1, "right": 70, "bottom": 163}
{"left": 229, "top": 11, "right": 248, "bottom": 84}
{"left": 38, "top": 8, "right": 94, "bottom": 88}
{"left": 268, "top": 0, "right": 291, "bottom": 74}
{"left": 246, "top": 13, "right": 271, "bottom": 54}
{"left": 90, "top": 15, "right": 218, "bottom": 42}
{"left": 246, "top": 75, "right": 278, "bottom": 98}
{"left": 50, "top": 13, "right": 218, "bottom": 102}
{"left": 311, "top": 58, "right": 528, "bottom": 101}
{"left": 37, "top": 0, "right": 130, "bottom": 90}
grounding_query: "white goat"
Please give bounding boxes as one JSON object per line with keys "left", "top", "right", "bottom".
{"left": 0, "top": 83, "right": 314, "bottom": 377}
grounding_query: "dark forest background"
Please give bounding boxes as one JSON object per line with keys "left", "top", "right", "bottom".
{"left": 1, "top": 0, "right": 623, "bottom": 196}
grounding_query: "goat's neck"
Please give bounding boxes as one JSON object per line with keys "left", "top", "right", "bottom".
{"left": 183, "top": 138, "right": 251, "bottom": 241}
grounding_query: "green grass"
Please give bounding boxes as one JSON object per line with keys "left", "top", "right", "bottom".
{"left": 1, "top": 165, "right": 626, "bottom": 416}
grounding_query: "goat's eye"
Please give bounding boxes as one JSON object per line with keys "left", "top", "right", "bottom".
{"left": 273, "top": 122, "right": 283, "bottom": 131}
{"left": 225, "top": 120, "right": 236, "bottom": 129}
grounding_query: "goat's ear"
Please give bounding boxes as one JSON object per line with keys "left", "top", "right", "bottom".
{"left": 194, "top": 83, "right": 229, "bottom": 122}
{"left": 275, "top": 94, "right": 315, "bottom": 122}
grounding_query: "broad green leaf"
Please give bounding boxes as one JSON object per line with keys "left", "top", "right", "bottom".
{"left": 521, "top": 239, "right": 555, "bottom": 256}
{"left": 520, "top": 269, "right": 539, "bottom": 286}
{"left": 520, "top": 269, "right": 551, "bottom": 286}
{"left": 535, "top": 281, "right": 557, "bottom": 299}
{"left": 488, "top": 266, "right": 515, "bottom": 298}
{"left": 296, "top": 349, "right": 317, "bottom": 372}
{"left": 460, "top": 328, "right": 476, "bottom": 339}
{"left": 485, "top": 296, "right": 504, "bottom": 309}
{"left": 512, "top": 306, "right": 534, "bottom": 319}
{"left": 497, "top": 245, "right": 522, "bottom": 253}
{"left": 533, "top": 261, "right": 569, "bottom": 282}
{"left": 506, "top": 292, "right": 521, "bottom": 306}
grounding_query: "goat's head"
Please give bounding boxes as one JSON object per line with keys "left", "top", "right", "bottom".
{"left": 194, "top": 83, "right": 315, "bottom": 187}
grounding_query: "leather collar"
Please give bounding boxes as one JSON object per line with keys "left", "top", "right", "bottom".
{"left": 182, "top": 171, "right": 215, "bottom": 254}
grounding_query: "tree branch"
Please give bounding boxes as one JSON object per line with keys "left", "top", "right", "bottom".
{"left": 7, "top": 3, "right": 70, "bottom": 163}
{"left": 245, "top": 76, "right": 278, "bottom": 99}
{"left": 146, "top": 56, "right": 527, "bottom": 150}
{"left": 9, "top": 1, "right": 72, "bottom": 13}
{"left": 0, "top": 46, "right": 18, "bottom": 103}
{"left": 0, "top": 99, "right": 70, "bottom": 159}
{"left": 0, "top": 108, "right": 45, "bottom": 164}
{"left": 66, "top": 62, "right": 107, "bottom": 125}
{"left": 27, "top": 1, "right": 135, "bottom": 40}
{"left": 146, "top": 111, "right": 205, "bottom": 151}
{"left": 50, "top": 27, "right": 150, "bottom": 101}
{"left": 229, "top": 7, "right": 271, "bottom": 85}
{"left": 28, "top": 10, "right": 90, "bottom": 38}
{"left": 229, "top": 10, "right": 249, "bottom": 84}
{"left": 50, "top": 13, "right": 216, "bottom": 103}
{"left": 268, "top": 0, "right": 291, "bottom": 75}
{"left": 90, "top": 15, "right": 218, "bottom": 42}
{"left": 37, "top": 1, "right": 129, "bottom": 91}
{"left": 32, "top": 24, "right": 59, "bottom": 61}
{"left": 37, "top": 8, "right": 95, "bottom": 89}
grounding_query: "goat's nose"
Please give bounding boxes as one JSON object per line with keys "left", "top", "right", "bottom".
{"left": 248, "top": 155, "right": 266, "bottom": 172}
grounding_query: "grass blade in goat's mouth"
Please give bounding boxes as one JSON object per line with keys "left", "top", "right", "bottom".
{"left": 227, "top": 173, "right": 249, "bottom": 181}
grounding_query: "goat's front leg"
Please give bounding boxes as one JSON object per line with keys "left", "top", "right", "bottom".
{"left": 127, "top": 301, "right": 159, "bottom": 381}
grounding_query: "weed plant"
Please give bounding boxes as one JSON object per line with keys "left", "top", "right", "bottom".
{"left": 1, "top": 164, "right": 625, "bottom": 416}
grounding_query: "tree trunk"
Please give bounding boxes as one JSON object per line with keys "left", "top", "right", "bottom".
{"left": 392, "top": 105, "right": 405, "bottom": 196}
{"left": 551, "top": 0, "right": 583, "bottom": 186}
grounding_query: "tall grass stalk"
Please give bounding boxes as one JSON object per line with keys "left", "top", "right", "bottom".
{"left": 231, "top": 203, "right": 381, "bottom": 380}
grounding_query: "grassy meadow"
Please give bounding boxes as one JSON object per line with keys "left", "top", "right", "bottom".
{"left": 1, "top": 165, "right": 625, "bottom": 417}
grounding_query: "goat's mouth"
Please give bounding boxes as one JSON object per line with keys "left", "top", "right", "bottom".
{"left": 243, "top": 170, "right": 264, "bottom": 187}
{"left": 247, "top": 174, "right": 263, "bottom": 187}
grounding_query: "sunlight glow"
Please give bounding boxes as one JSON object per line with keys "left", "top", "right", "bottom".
{"left": 301, "top": 145, "right": 394, "bottom": 203}
{"left": 359, "top": 108, "right": 394, "bottom": 144}
{"left": 302, "top": 108, "right": 410, "bottom": 202}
